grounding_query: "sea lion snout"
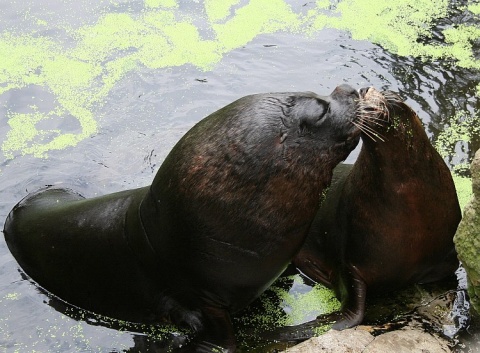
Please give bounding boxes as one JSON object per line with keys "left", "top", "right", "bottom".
{"left": 324, "top": 84, "right": 360, "bottom": 119}
{"left": 331, "top": 84, "right": 359, "bottom": 99}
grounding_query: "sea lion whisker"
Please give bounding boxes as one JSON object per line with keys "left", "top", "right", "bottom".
{"left": 351, "top": 121, "right": 374, "bottom": 141}
{"left": 359, "top": 119, "right": 385, "bottom": 133}
{"left": 358, "top": 122, "right": 385, "bottom": 142}
{"left": 357, "top": 107, "right": 382, "bottom": 120}
{"left": 358, "top": 113, "right": 386, "bottom": 126}
{"left": 355, "top": 110, "right": 388, "bottom": 129}
{"left": 352, "top": 121, "right": 382, "bottom": 142}
{"left": 357, "top": 116, "right": 387, "bottom": 137}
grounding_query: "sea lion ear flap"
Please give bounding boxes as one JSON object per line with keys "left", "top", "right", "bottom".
{"left": 292, "top": 96, "right": 329, "bottom": 128}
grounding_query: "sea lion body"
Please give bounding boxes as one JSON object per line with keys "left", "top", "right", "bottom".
{"left": 4, "top": 85, "right": 361, "bottom": 351}
{"left": 294, "top": 88, "right": 462, "bottom": 329}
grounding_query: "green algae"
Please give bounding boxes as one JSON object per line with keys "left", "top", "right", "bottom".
{"left": 235, "top": 274, "right": 339, "bottom": 336}
{"left": 470, "top": 3, "right": 480, "bottom": 15}
{"left": 453, "top": 174, "right": 473, "bottom": 213}
{"left": 325, "top": 0, "right": 450, "bottom": 56}
{"left": 435, "top": 109, "right": 480, "bottom": 175}
{"left": 208, "top": 0, "right": 303, "bottom": 52}
{"left": 435, "top": 108, "right": 477, "bottom": 212}
{"left": 145, "top": 0, "right": 178, "bottom": 9}
{"left": 204, "top": 0, "right": 242, "bottom": 22}
{"left": 323, "top": 0, "right": 479, "bottom": 70}
{"left": 280, "top": 276, "right": 340, "bottom": 326}
{"left": 0, "top": 33, "right": 99, "bottom": 158}
{"left": 1, "top": 0, "right": 478, "bottom": 159}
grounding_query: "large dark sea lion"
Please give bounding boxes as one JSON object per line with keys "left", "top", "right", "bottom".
{"left": 288, "top": 87, "right": 461, "bottom": 335}
{"left": 3, "top": 85, "right": 361, "bottom": 352}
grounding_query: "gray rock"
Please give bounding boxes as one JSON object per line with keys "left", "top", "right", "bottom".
{"left": 283, "top": 327, "right": 374, "bottom": 353}
{"left": 363, "top": 328, "right": 450, "bottom": 353}
{"left": 283, "top": 326, "right": 451, "bottom": 353}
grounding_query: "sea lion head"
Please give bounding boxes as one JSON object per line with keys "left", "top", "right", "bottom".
{"left": 277, "top": 83, "right": 361, "bottom": 164}
{"left": 157, "top": 84, "right": 362, "bottom": 198}
{"left": 356, "top": 87, "right": 424, "bottom": 147}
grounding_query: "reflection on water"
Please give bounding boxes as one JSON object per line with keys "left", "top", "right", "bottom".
{"left": 0, "top": 0, "right": 479, "bottom": 352}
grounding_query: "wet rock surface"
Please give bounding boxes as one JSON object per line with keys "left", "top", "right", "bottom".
{"left": 282, "top": 277, "right": 480, "bottom": 353}
{"left": 455, "top": 149, "right": 480, "bottom": 315}
{"left": 284, "top": 325, "right": 450, "bottom": 353}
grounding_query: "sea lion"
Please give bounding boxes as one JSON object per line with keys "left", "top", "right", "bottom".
{"left": 288, "top": 87, "right": 462, "bottom": 334}
{"left": 3, "top": 84, "right": 361, "bottom": 352}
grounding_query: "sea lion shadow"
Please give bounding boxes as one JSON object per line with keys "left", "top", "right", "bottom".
{"left": 18, "top": 264, "right": 295, "bottom": 352}
{"left": 17, "top": 269, "right": 189, "bottom": 352}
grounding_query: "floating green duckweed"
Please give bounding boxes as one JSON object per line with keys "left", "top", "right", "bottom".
{"left": 0, "top": 0, "right": 478, "bottom": 159}
{"left": 145, "top": 0, "right": 178, "bottom": 8}
{"left": 207, "top": 0, "right": 303, "bottom": 52}
{"left": 453, "top": 174, "right": 474, "bottom": 213}
{"left": 3, "top": 292, "right": 20, "bottom": 301}
{"left": 204, "top": 0, "right": 242, "bottom": 23}
{"left": 280, "top": 276, "right": 340, "bottom": 326}
{"left": 325, "top": 0, "right": 480, "bottom": 70}
{"left": 235, "top": 274, "right": 339, "bottom": 334}
{"left": 435, "top": 110, "right": 480, "bottom": 174}
{"left": 325, "top": 0, "right": 449, "bottom": 56}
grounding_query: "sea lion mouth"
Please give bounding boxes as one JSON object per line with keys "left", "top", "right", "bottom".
{"left": 354, "top": 87, "right": 403, "bottom": 142}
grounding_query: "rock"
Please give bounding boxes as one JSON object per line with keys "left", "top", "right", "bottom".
{"left": 283, "top": 326, "right": 451, "bottom": 353}
{"left": 362, "top": 328, "right": 450, "bottom": 353}
{"left": 454, "top": 148, "right": 480, "bottom": 314}
{"left": 283, "top": 327, "right": 374, "bottom": 353}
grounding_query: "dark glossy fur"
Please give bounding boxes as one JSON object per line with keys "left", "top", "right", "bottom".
{"left": 4, "top": 85, "right": 361, "bottom": 352}
{"left": 293, "top": 88, "right": 461, "bottom": 332}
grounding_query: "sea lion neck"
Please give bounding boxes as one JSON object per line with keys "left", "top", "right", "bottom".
{"left": 360, "top": 107, "right": 434, "bottom": 170}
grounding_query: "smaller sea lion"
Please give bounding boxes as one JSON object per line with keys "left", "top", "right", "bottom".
{"left": 267, "top": 87, "right": 461, "bottom": 340}
{"left": 4, "top": 85, "right": 361, "bottom": 352}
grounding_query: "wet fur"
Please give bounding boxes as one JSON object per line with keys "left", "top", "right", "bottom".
{"left": 4, "top": 86, "right": 361, "bottom": 352}
{"left": 266, "top": 88, "right": 461, "bottom": 342}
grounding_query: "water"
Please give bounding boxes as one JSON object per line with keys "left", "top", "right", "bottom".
{"left": 0, "top": 0, "right": 479, "bottom": 352}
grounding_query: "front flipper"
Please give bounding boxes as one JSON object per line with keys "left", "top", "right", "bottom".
{"left": 332, "top": 266, "right": 367, "bottom": 330}
{"left": 260, "top": 268, "right": 367, "bottom": 343}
